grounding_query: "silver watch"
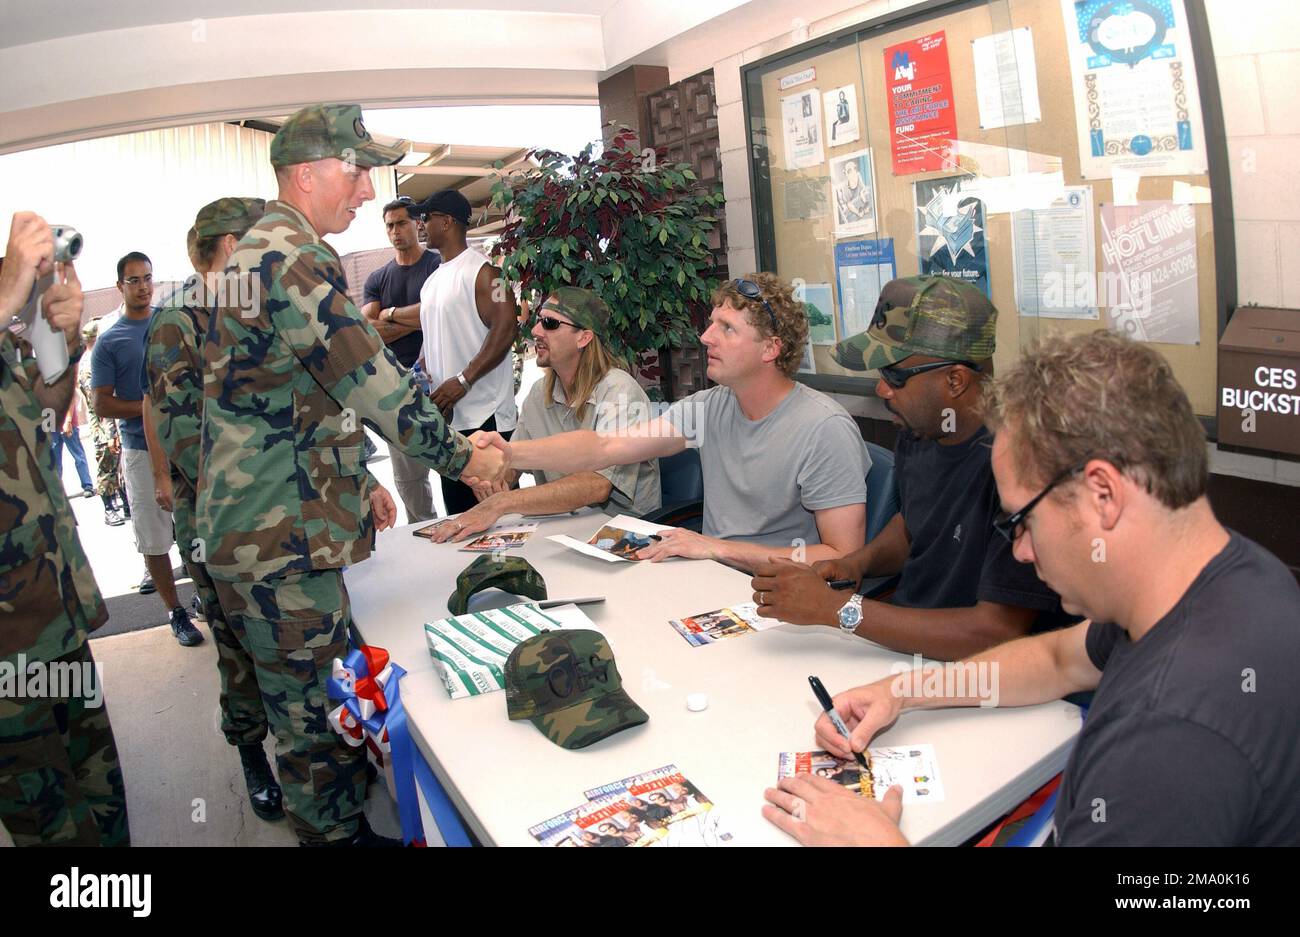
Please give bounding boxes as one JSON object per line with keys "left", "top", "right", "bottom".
{"left": 455, "top": 371, "right": 471, "bottom": 391}
{"left": 837, "top": 593, "right": 863, "bottom": 634}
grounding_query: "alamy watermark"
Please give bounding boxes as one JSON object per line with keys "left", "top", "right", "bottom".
{"left": 889, "top": 655, "right": 1000, "bottom": 708}
{"left": 0, "top": 653, "right": 103, "bottom": 708}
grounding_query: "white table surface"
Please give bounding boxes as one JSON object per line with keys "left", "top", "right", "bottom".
{"left": 345, "top": 509, "right": 1082, "bottom": 847}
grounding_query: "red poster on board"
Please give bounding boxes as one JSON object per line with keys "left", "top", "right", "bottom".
{"left": 884, "top": 31, "right": 957, "bottom": 175}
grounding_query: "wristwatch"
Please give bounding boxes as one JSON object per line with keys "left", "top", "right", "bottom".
{"left": 836, "top": 593, "right": 863, "bottom": 634}
{"left": 455, "top": 371, "right": 471, "bottom": 391}
{"left": 383, "top": 307, "right": 395, "bottom": 322}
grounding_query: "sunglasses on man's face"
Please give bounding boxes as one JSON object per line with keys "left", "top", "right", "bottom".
{"left": 877, "top": 358, "right": 981, "bottom": 389}
{"left": 992, "top": 462, "right": 1088, "bottom": 544}
{"left": 535, "top": 313, "right": 583, "bottom": 331}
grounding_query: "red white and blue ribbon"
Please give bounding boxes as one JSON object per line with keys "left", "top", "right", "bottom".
{"left": 327, "top": 643, "right": 470, "bottom": 847}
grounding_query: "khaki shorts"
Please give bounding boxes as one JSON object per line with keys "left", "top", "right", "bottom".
{"left": 120, "top": 447, "right": 174, "bottom": 556}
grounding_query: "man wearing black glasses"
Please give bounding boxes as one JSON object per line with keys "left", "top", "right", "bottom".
{"left": 763, "top": 332, "right": 1300, "bottom": 846}
{"left": 360, "top": 196, "right": 441, "bottom": 522}
{"left": 751, "top": 276, "right": 1070, "bottom": 660}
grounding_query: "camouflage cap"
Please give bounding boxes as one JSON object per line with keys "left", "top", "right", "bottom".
{"left": 540, "top": 287, "right": 611, "bottom": 339}
{"left": 194, "top": 197, "right": 266, "bottom": 238}
{"left": 270, "top": 104, "right": 407, "bottom": 169}
{"left": 447, "top": 555, "right": 547, "bottom": 616}
{"left": 832, "top": 275, "right": 997, "bottom": 372}
{"left": 504, "top": 629, "right": 649, "bottom": 750}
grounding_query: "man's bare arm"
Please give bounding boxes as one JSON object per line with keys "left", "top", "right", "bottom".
{"left": 461, "top": 264, "right": 517, "bottom": 386}
{"left": 93, "top": 385, "right": 142, "bottom": 420}
{"left": 509, "top": 417, "right": 687, "bottom": 475}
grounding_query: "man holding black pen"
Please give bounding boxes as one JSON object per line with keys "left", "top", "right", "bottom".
{"left": 749, "top": 277, "right": 1072, "bottom": 661}
{"left": 763, "top": 333, "right": 1300, "bottom": 846}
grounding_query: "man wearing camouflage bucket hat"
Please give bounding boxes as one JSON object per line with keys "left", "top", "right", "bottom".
{"left": 751, "top": 275, "right": 1075, "bottom": 661}
{"left": 143, "top": 196, "right": 294, "bottom": 820}
{"left": 431, "top": 286, "right": 661, "bottom": 545}
{"left": 198, "top": 104, "right": 507, "bottom": 846}
{"left": 505, "top": 630, "right": 648, "bottom": 750}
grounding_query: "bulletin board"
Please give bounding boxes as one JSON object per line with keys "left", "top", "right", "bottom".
{"left": 742, "top": 0, "right": 1229, "bottom": 417}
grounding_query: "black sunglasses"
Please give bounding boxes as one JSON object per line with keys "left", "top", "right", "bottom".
{"left": 992, "top": 461, "right": 1088, "bottom": 544}
{"left": 878, "top": 359, "right": 981, "bottom": 389}
{"left": 535, "top": 310, "right": 583, "bottom": 331}
{"left": 733, "top": 279, "right": 778, "bottom": 332}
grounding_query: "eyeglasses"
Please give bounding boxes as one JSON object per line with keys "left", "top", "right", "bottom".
{"left": 536, "top": 314, "right": 583, "bottom": 332}
{"left": 992, "top": 461, "right": 1088, "bottom": 544}
{"left": 733, "top": 279, "right": 778, "bottom": 332}
{"left": 122, "top": 275, "right": 153, "bottom": 286}
{"left": 877, "top": 359, "right": 981, "bottom": 389}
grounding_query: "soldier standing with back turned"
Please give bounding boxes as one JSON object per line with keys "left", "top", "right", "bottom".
{"left": 197, "top": 104, "right": 505, "bottom": 846}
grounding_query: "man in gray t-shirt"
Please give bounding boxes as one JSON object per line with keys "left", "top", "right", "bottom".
{"left": 665, "top": 382, "right": 867, "bottom": 548}
{"left": 466, "top": 274, "right": 869, "bottom": 572}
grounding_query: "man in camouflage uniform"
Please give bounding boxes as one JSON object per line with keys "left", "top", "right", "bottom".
{"left": 143, "top": 197, "right": 284, "bottom": 820}
{"left": 77, "top": 321, "right": 126, "bottom": 526}
{"left": 198, "top": 104, "right": 506, "bottom": 845}
{"left": 0, "top": 211, "right": 129, "bottom": 846}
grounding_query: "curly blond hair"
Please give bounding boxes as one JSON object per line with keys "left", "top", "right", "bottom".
{"left": 983, "top": 331, "right": 1207, "bottom": 509}
{"left": 712, "top": 273, "right": 809, "bottom": 378}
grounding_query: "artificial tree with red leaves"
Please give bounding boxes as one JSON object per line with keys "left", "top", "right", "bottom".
{"left": 489, "top": 129, "right": 725, "bottom": 395}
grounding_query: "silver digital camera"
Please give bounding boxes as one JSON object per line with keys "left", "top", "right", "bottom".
{"left": 51, "top": 225, "right": 83, "bottom": 263}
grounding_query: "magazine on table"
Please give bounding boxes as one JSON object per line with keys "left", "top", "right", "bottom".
{"left": 668, "top": 601, "right": 782, "bottom": 647}
{"left": 777, "top": 744, "right": 945, "bottom": 803}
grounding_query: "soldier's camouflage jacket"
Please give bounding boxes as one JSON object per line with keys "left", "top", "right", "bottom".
{"left": 145, "top": 278, "right": 206, "bottom": 490}
{"left": 0, "top": 333, "right": 107, "bottom": 666}
{"left": 198, "top": 200, "right": 472, "bottom": 582}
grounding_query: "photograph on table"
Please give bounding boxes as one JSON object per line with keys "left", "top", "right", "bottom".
{"left": 668, "top": 601, "right": 781, "bottom": 647}
{"left": 547, "top": 513, "right": 673, "bottom": 563}
{"left": 829, "top": 148, "right": 878, "bottom": 238}
{"left": 777, "top": 744, "right": 945, "bottom": 803}
{"left": 585, "top": 764, "right": 735, "bottom": 846}
{"left": 459, "top": 522, "right": 540, "bottom": 553}
{"left": 529, "top": 794, "right": 657, "bottom": 847}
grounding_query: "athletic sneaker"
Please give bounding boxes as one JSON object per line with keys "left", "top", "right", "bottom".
{"left": 104, "top": 507, "right": 125, "bottom": 527}
{"left": 189, "top": 593, "right": 207, "bottom": 624}
{"left": 170, "top": 606, "right": 204, "bottom": 647}
{"left": 82, "top": 486, "right": 95, "bottom": 498}
{"left": 139, "top": 570, "right": 156, "bottom": 595}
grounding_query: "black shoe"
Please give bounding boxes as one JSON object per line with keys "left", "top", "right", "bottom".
{"left": 104, "top": 507, "right": 125, "bottom": 527}
{"left": 170, "top": 605, "right": 204, "bottom": 646}
{"left": 139, "top": 570, "right": 156, "bottom": 594}
{"left": 299, "top": 816, "right": 401, "bottom": 847}
{"left": 238, "top": 743, "right": 284, "bottom": 821}
{"left": 189, "top": 593, "right": 207, "bottom": 624}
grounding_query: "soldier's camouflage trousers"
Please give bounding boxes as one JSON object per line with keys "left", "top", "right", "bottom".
{"left": 213, "top": 569, "right": 365, "bottom": 844}
{"left": 91, "top": 433, "right": 121, "bottom": 500}
{"left": 0, "top": 641, "right": 130, "bottom": 846}
{"left": 173, "top": 479, "right": 268, "bottom": 747}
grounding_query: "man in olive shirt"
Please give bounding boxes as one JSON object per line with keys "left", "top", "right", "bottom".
{"left": 434, "top": 288, "right": 659, "bottom": 542}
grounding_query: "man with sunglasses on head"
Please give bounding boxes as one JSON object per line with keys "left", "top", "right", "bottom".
{"left": 414, "top": 188, "right": 520, "bottom": 516}
{"left": 360, "top": 195, "right": 441, "bottom": 522}
{"left": 467, "top": 273, "right": 869, "bottom": 572}
{"left": 430, "top": 287, "right": 660, "bottom": 544}
{"left": 751, "top": 276, "right": 1071, "bottom": 661}
{"left": 763, "top": 331, "right": 1300, "bottom": 846}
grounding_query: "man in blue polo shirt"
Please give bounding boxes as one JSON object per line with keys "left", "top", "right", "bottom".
{"left": 90, "top": 251, "right": 200, "bottom": 645}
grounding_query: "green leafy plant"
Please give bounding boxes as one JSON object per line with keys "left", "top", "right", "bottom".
{"left": 489, "top": 129, "right": 725, "bottom": 384}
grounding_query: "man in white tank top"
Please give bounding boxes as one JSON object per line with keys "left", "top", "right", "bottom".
{"left": 415, "top": 189, "right": 520, "bottom": 514}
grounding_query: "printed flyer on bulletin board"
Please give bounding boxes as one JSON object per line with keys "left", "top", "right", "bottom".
{"left": 883, "top": 31, "right": 957, "bottom": 175}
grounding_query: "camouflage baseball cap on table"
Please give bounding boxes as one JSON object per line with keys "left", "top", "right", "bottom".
{"left": 194, "top": 197, "right": 266, "bottom": 238}
{"left": 541, "top": 287, "right": 611, "bottom": 339}
{"left": 270, "top": 104, "right": 407, "bottom": 169}
{"left": 505, "top": 630, "right": 649, "bottom": 750}
{"left": 447, "top": 555, "right": 547, "bottom": 616}
{"left": 832, "top": 275, "right": 998, "bottom": 372}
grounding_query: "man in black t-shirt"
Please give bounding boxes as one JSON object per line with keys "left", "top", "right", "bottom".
{"left": 361, "top": 196, "right": 441, "bottom": 522}
{"left": 753, "top": 276, "right": 1071, "bottom": 661}
{"left": 761, "top": 332, "right": 1300, "bottom": 847}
